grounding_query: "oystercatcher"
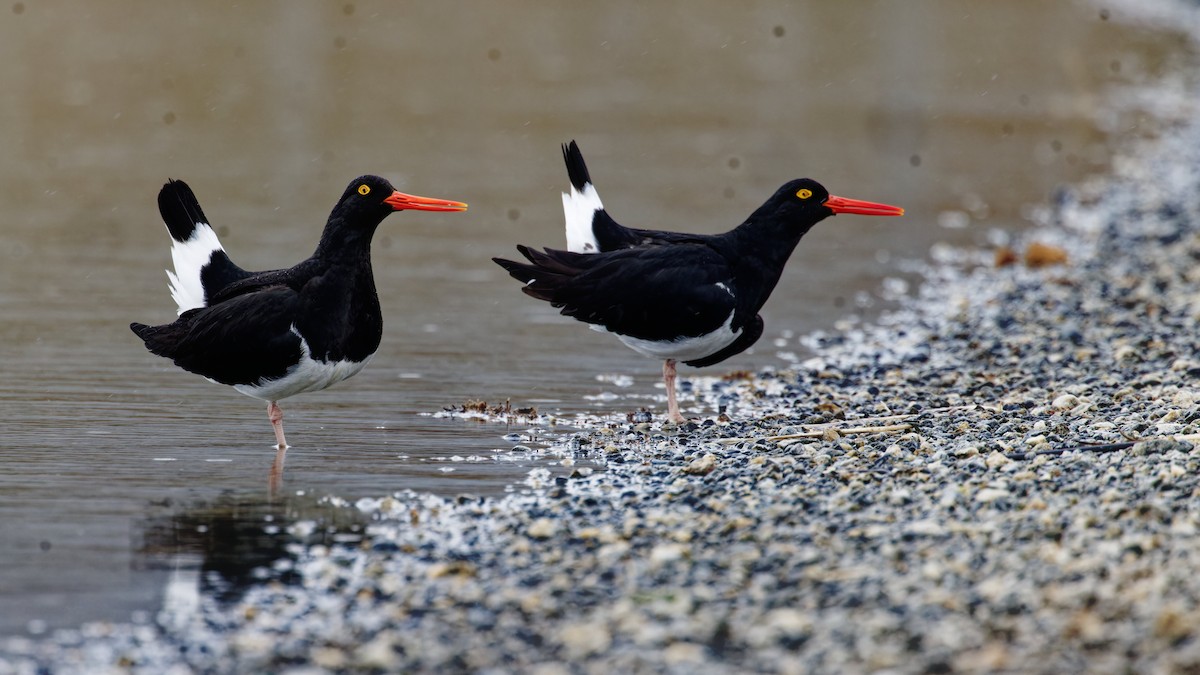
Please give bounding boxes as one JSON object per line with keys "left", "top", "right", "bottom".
{"left": 495, "top": 143, "right": 903, "bottom": 423}
{"left": 131, "top": 175, "right": 467, "bottom": 449}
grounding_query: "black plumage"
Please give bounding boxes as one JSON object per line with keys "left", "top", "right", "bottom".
{"left": 132, "top": 175, "right": 467, "bottom": 449}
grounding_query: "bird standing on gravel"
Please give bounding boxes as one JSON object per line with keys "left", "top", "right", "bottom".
{"left": 495, "top": 142, "right": 903, "bottom": 423}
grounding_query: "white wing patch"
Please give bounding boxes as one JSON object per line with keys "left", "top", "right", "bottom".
{"left": 166, "top": 222, "right": 223, "bottom": 315}
{"left": 234, "top": 327, "right": 371, "bottom": 401}
{"left": 562, "top": 182, "right": 604, "bottom": 254}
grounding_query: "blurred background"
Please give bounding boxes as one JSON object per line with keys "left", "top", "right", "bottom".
{"left": 0, "top": 0, "right": 1193, "bottom": 636}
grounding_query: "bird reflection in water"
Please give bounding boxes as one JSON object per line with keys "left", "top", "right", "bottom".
{"left": 269, "top": 446, "right": 288, "bottom": 498}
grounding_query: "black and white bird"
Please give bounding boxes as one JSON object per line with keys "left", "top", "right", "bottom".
{"left": 495, "top": 142, "right": 903, "bottom": 423}
{"left": 131, "top": 176, "right": 467, "bottom": 449}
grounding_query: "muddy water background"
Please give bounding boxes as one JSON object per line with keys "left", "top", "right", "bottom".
{"left": 0, "top": 1, "right": 1189, "bottom": 637}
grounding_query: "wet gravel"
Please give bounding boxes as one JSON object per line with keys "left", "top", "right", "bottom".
{"left": 7, "top": 12, "right": 1200, "bottom": 675}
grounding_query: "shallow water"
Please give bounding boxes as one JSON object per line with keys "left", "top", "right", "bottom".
{"left": 0, "top": 1, "right": 1189, "bottom": 636}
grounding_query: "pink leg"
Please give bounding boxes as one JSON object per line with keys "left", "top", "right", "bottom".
{"left": 662, "top": 359, "right": 685, "bottom": 424}
{"left": 267, "top": 401, "right": 288, "bottom": 450}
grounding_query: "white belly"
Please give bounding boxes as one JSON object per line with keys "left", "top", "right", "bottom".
{"left": 616, "top": 312, "right": 740, "bottom": 362}
{"left": 233, "top": 330, "right": 372, "bottom": 401}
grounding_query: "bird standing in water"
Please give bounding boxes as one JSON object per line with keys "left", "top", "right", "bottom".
{"left": 495, "top": 142, "right": 903, "bottom": 423}
{"left": 131, "top": 175, "right": 467, "bottom": 449}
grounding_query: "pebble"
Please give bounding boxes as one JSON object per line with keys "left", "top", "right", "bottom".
{"left": 526, "top": 518, "right": 558, "bottom": 540}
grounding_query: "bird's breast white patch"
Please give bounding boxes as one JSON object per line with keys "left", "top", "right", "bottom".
{"left": 167, "top": 222, "right": 223, "bottom": 314}
{"left": 234, "top": 328, "right": 372, "bottom": 401}
{"left": 615, "top": 311, "right": 741, "bottom": 362}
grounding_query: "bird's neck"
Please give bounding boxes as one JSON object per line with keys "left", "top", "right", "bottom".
{"left": 313, "top": 217, "right": 379, "bottom": 265}
{"left": 722, "top": 212, "right": 817, "bottom": 305}
{"left": 727, "top": 212, "right": 812, "bottom": 273}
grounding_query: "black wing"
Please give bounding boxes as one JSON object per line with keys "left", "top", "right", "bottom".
{"left": 206, "top": 261, "right": 313, "bottom": 306}
{"left": 131, "top": 287, "right": 303, "bottom": 387}
{"left": 495, "top": 244, "right": 740, "bottom": 342}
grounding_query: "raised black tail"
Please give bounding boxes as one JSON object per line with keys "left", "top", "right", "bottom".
{"left": 562, "top": 140, "right": 592, "bottom": 192}
{"left": 155, "top": 178, "right": 253, "bottom": 313}
{"left": 158, "top": 179, "right": 212, "bottom": 243}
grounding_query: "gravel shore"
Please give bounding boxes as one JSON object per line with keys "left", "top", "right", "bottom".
{"left": 7, "top": 13, "right": 1200, "bottom": 675}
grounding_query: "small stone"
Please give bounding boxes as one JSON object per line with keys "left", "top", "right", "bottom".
{"left": 527, "top": 518, "right": 558, "bottom": 539}
{"left": 1065, "top": 610, "right": 1106, "bottom": 642}
{"left": 558, "top": 620, "right": 612, "bottom": 658}
{"left": 953, "top": 445, "right": 979, "bottom": 458}
{"left": 985, "top": 451, "right": 1013, "bottom": 469}
{"left": 1069, "top": 402, "right": 1093, "bottom": 417}
{"left": 230, "top": 631, "right": 273, "bottom": 657}
{"left": 427, "top": 561, "right": 476, "bottom": 578}
{"left": 649, "top": 542, "right": 689, "bottom": 565}
{"left": 1132, "top": 439, "right": 1194, "bottom": 456}
{"left": 1114, "top": 345, "right": 1139, "bottom": 362}
{"left": 1051, "top": 393, "right": 1079, "bottom": 410}
{"left": 356, "top": 632, "right": 400, "bottom": 670}
{"left": 663, "top": 642, "right": 706, "bottom": 665}
{"left": 907, "top": 519, "right": 946, "bottom": 536}
{"left": 1170, "top": 358, "right": 1199, "bottom": 372}
{"left": 955, "top": 642, "right": 1011, "bottom": 671}
{"left": 312, "top": 646, "right": 348, "bottom": 670}
{"left": 1153, "top": 606, "right": 1193, "bottom": 641}
{"left": 939, "top": 486, "right": 963, "bottom": 507}
{"left": 682, "top": 453, "right": 718, "bottom": 475}
{"left": 975, "top": 487, "right": 1012, "bottom": 503}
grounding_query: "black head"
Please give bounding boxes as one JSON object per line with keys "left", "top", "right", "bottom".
{"left": 771, "top": 178, "right": 833, "bottom": 221}
{"left": 330, "top": 174, "right": 468, "bottom": 228}
{"left": 761, "top": 178, "right": 904, "bottom": 226}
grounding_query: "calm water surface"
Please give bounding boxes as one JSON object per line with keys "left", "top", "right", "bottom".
{"left": 0, "top": 1, "right": 1190, "bottom": 636}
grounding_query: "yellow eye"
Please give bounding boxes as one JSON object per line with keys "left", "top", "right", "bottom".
{"left": 357, "top": 184, "right": 371, "bottom": 196}
{"left": 796, "top": 188, "right": 813, "bottom": 199}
